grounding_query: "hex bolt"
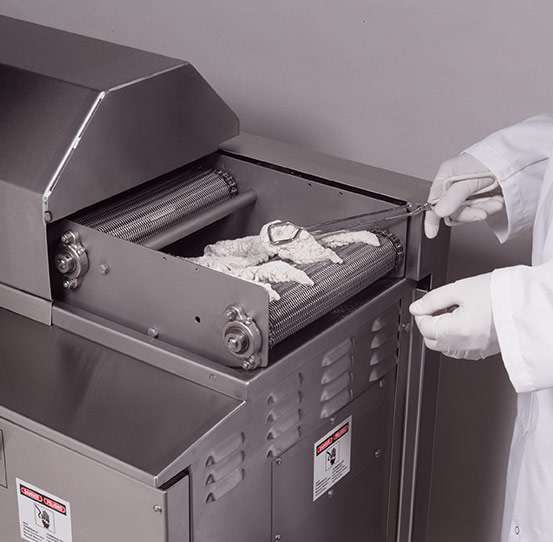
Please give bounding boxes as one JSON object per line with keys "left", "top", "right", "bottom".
{"left": 147, "top": 327, "right": 159, "bottom": 338}
{"left": 153, "top": 505, "right": 163, "bottom": 513}
{"left": 63, "top": 278, "right": 79, "bottom": 290}
{"left": 242, "top": 358, "right": 254, "bottom": 370}
{"left": 224, "top": 307, "right": 238, "bottom": 321}
{"left": 97, "top": 262, "right": 110, "bottom": 275}
{"left": 61, "top": 231, "right": 75, "bottom": 245}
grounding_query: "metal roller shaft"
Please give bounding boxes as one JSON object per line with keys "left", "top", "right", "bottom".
{"left": 75, "top": 167, "right": 238, "bottom": 244}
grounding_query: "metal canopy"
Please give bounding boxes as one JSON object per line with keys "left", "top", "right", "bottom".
{"left": 0, "top": 16, "right": 239, "bottom": 300}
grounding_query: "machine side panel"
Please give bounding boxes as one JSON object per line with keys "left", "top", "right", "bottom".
{"left": 0, "top": 418, "right": 170, "bottom": 542}
{"left": 271, "top": 380, "right": 395, "bottom": 542}
{"left": 0, "top": 182, "right": 51, "bottom": 299}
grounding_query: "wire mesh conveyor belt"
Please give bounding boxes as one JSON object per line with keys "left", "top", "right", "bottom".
{"left": 74, "top": 167, "right": 238, "bottom": 244}
{"left": 267, "top": 230, "right": 403, "bottom": 347}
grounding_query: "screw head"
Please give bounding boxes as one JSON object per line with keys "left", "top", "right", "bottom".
{"left": 153, "top": 505, "right": 163, "bottom": 513}
{"left": 275, "top": 458, "right": 282, "bottom": 466}
{"left": 97, "top": 262, "right": 110, "bottom": 275}
{"left": 375, "top": 449, "right": 382, "bottom": 459}
{"left": 147, "top": 327, "right": 159, "bottom": 338}
{"left": 328, "top": 489, "right": 334, "bottom": 498}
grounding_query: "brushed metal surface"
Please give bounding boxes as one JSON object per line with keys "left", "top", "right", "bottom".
{"left": 0, "top": 417, "right": 171, "bottom": 542}
{"left": 0, "top": 16, "right": 238, "bottom": 301}
{"left": 0, "top": 307, "right": 242, "bottom": 484}
{"left": 0, "top": 15, "right": 183, "bottom": 91}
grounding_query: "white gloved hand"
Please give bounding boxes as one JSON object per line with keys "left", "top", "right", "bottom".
{"left": 425, "top": 153, "right": 505, "bottom": 239}
{"left": 409, "top": 273, "right": 500, "bottom": 360}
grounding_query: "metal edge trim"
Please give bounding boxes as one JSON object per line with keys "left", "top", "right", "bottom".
{"left": 43, "top": 90, "right": 106, "bottom": 211}
{"left": 52, "top": 302, "right": 251, "bottom": 401}
{"left": 0, "top": 283, "right": 52, "bottom": 324}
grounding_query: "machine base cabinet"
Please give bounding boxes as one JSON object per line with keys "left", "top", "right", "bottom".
{"left": 0, "top": 418, "right": 189, "bottom": 542}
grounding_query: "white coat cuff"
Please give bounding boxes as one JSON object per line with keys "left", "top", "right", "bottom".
{"left": 464, "top": 145, "right": 534, "bottom": 243}
{"left": 490, "top": 267, "right": 533, "bottom": 393}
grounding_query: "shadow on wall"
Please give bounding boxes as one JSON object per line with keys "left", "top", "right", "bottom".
{"left": 427, "top": 222, "right": 528, "bottom": 542}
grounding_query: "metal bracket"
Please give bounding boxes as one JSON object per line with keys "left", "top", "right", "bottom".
{"left": 54, "top": 230, "right": 89, "bottom": 290}
{"left": 222, "top": 304, "right": 262, "bottom": 370}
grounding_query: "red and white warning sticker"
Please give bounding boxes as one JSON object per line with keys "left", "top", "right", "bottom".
{"left": 313, "top": 416, "right": 352, "bottom": 501}
{"left": 16, "top": 479, "right": 73, "bottom": 542}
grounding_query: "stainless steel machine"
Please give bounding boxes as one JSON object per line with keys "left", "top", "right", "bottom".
{"left": 0, "top": 16, "right": 449, "bottom": 542}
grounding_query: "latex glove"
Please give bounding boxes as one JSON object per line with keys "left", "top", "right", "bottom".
{"left": 425, "top": 153, "right": 505, "bottom": 239}
{"left": 409, "top": 273, "right": 500, "bottom": 360}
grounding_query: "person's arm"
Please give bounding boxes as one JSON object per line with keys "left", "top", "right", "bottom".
{"left": 491, "top": 259, "right": 553, "bottom": 392}
{"left": 465, "top": 114, "right": 553, "bottom": 242}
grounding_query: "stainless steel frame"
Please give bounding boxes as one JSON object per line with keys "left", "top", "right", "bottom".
{"left": 0, "top": 16, "right": 450, "bottom": 542}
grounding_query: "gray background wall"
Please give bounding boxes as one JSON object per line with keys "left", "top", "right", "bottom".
{"left": 1, "top": 2, "right": 544, "bottom": 540}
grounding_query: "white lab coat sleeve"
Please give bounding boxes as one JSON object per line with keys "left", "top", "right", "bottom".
{"left": 491, "top": 260, "right": 553, "bottom": 393}
{"left": 463, "top": 114, "right": 553, "bottom": 242}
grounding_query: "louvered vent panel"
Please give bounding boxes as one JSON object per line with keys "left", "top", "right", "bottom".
{"left": 368, "top": 305, "right": 400, "bottom": 382}
{"left": 266, "top": 374, "right": 303, "bottom": 458}
{"left": 320, "top": 338, "right": 354, "bottom": 419}
{"left": 204, "top": 431, "right": 246, "bottom": 503}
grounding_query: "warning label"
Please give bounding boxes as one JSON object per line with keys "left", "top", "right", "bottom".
{"left": 313, "top": 416, "right": 352, "bottom": 501}
{"left": 16, "top": 479, "right": 72, "bottom": 542}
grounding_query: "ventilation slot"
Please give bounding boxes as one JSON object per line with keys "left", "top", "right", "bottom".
{"left": 266, "top": 375, "right": 303, "bottom": 458}
{"left": 204, "top": 432, "right": 246, "bottom": 503}
{"left": 320, "top": 338, "right": 354, "bottom": 419}
{"left": 368, "top": 305, "right": 400, "bottom": 382}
